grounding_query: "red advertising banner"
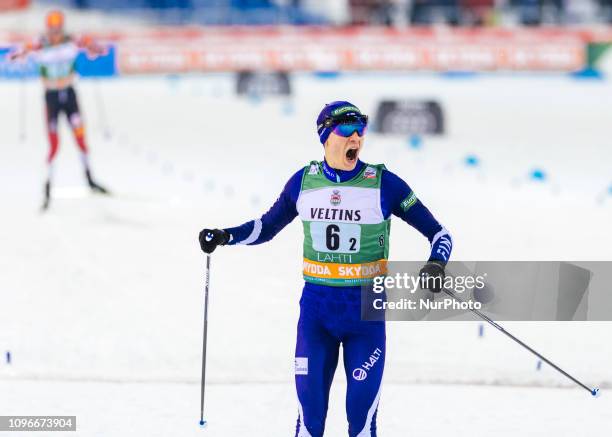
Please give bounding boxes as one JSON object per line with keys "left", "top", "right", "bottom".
{"left": 116, "top": 28, "right": 587, "bottom": 73}
{"left": 0, "top": 0, "right": 30, "bottom": 11}
{"left": 4, "top": 26, "right": 611, "bottom": 73}
{"left": 113, "top": 27, "right": 594, "bottom": 73}
{"left": 116, "top": 42, "right": 585, "bottom": 73}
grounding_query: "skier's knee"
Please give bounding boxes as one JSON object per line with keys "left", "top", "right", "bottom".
{"left": 69, "top": 113, "right": 85, "bottom": 137}
{"left": 47, "top": 119, "right": 57, "bottom": 134}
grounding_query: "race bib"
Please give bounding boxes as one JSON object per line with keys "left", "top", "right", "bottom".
{"left": 310, "top": 222, "right": 361, "bottom": 253}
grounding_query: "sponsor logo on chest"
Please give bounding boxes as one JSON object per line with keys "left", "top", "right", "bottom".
{"left": 309, "top": 207, "right": 361, "bottom": 222}
{"left": 306, "top": 189, "right": 362, "bottom": 221}
{"left": 363, "top": 166, "right": 377, "bottom": 179}
{"left": 330, "top": 189, "right": 341, "bottom": 206}
{"left": 298, "top": 186, "right": 383, "bottom": 225}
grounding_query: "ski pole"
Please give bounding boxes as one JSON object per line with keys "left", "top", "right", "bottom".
{"left": 199, "top": 254, "right": 212, "bottom": 427}
{"left": 441, "top": 288, "right": 600, "bottom": 397}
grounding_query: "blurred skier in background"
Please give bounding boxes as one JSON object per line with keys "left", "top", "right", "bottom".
{"left": 7, "top": 10, "right": 109, "bottom": 210}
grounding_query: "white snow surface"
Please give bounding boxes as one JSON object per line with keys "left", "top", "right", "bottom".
{"left": 0, "top": 73, "right": 611, "bottom": 435}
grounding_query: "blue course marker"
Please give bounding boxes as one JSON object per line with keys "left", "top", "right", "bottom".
{"left": 408, "top": 134, "right": 422, "bottom": 149}
{"left": 530, "top": 168, "right": 546, "bottom": 181}
{"left": 313, "top": 71, "right": 340, "bottom": 79}
{"left": 6, "top": 351, "right": 10, "bottom": 365}
{"left": 465, "top": 155, "right": 479, "bottom": 167}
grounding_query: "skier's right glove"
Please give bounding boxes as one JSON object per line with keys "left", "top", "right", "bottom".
{"left": 198, "top": 228, "right": 230, "bottom": 254}
{"left": 419, "top": 260, "right": 446, "bottom": 293}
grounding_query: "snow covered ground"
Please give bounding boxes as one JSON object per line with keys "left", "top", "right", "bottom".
{"left": 0, "top": 73, "right": 611, "bottom": 435}
{"left": 1, "top": 380, "right": 609, "bottom": 436}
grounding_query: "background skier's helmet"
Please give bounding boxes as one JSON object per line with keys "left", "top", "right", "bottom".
{"left": 45, "top": 10, "right": 65, "bottom": 31}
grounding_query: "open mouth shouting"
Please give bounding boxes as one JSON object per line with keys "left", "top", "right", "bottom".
{"left": 345, "top": 140, "right": 361, "bottom": 165}
{"left": 346, "top": 147, "right": 359, "bottom": 162}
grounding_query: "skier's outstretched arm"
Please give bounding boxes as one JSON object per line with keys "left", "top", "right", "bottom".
{"left": 6, "top": 40, "right": 42, "bottom": 61}
{"left": 199, "top": 169, "right": 303, "bottom": 253}
{"left": 77, "top": 35, "right": 108, "bottom": 59}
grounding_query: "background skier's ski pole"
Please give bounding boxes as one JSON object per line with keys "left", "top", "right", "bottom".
{"left": 441, "top": 288, "right": 600, "bottom": 397}
{"left": 199, "top": 254, "right": 212, "bottom": 427}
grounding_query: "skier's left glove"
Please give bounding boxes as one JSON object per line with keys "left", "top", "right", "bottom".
{"left": 419, "top": 260, "right": 446, "bottom": 293}
{"left": 198, "top": 228, "right": 230, "bottom": 254}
